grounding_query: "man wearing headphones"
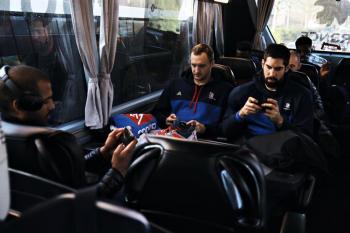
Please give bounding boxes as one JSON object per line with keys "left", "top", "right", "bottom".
{"left": 0, "top": 65, "right": 136, "bottom": 196}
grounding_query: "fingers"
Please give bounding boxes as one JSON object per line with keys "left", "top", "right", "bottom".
{"left": 166, "top": 114, "right": 177, "bottom": 125}
{"left": 124, "top": 139, "right": 137, "bottom": 152}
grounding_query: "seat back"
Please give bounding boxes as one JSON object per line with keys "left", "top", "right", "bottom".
{"left": 0, "top": 120, "right": 10, "bottom": 220}
{"left": 332, "top": 58, "right": 350, "bottom": 86}
{"left": 3, "top": 121, "right": 86, "bottom": 188}
{"left": 5, "top": 193, "right": 150, "bottom": 233}
{"left": 300, "top": 63, "right": 319, "bottom": 89}
{"left": 125, "top": 135, "right": 266, "bottom": 232}
{"left": 212, "top": 64, "right": 237, "bottom": 86}
{"left": 217, "top": 57, "right": 257, "bottom": 85}
{"left": 9, "top": 168, "right": 75, "bottom": 212}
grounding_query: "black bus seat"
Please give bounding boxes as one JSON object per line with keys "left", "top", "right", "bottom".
{"left": 212, "top": 63, "right": 237, "bottom": 86}
{"left": 217, "top": 57, "right": 257, "bottom": 85}
{"left": 4, "top": 192, "right": 150, "bottom": 233}
{"left": 300, "top": 63, "right": 320, "bottom": 89}
{"left": 3, "top": 121, "right": 86, "bottom": 188}
{"left": 288, "top": 71, "right": 340, "bottom": 159}
{"left": 9, "top": 168, "right": 75, "bottom": 212}
{"left": 124, "top": 135, "right": 266, "bottom": 232}
{"left": 180, "top": 63, "right": 236, "bottom": 86}
{"left": 332, "top": 58, "right": 350, "bottom": 86}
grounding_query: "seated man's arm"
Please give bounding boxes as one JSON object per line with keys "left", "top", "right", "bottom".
{"left": 221, "top": 88, "right": 255, "bottom": 140}
{"left": 97, "top": 128, "right": 137, "bottom": 198}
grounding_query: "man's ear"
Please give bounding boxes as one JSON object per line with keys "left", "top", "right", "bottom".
{"left": 11, "top": 99, "right": 22, "bottom": 113}
{"left": 261, "top": 59, "right": 265, "bottom": 68}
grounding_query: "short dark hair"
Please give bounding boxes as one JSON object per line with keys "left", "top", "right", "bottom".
{"left": 191, "top": 44, "right": 214, "bottom": 62}
{"left": 0, "top": 65, "right": 49, "bottom": 113}
{"left": 295, "top": 36, "right": 312, "bottom": 48}
{"left": 263, "top": 44, "right": 290, "bottom": 67}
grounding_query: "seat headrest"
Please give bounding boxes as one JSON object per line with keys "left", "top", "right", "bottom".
{"left": 212, "top": 64, "right": 236, "bottom": 85}
{"left": 0, "top": 120, "right": 10, "bottom": 220}
{"left": 217, "top": 57, "right": 256, "bottom": 84}
{"left": 2, "top": 121, "right": 55, "bottom": 138}
{"left": 140, "top": 134, "right": 240, "bottom": 154}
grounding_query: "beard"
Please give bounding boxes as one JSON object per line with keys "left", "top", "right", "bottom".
{"left": 264, "top": 77, "right": 284, "bottom": 89}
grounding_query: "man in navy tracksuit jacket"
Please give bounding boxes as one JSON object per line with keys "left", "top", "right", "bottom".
{"left": 153, "top": 44, "right": 233, "bottom": 139}
{"left": 222, "top": 44, "right": 314, "bottom": 141}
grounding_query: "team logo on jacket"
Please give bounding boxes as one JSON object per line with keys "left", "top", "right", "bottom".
{"left": 283, "top": 102, "right": 291, "bottom": 111}
{"left": 208, "top": 91, "right": 216, "bottom": 100}
{"left": 176, "top": 91, "right": 182, "bottom": 96}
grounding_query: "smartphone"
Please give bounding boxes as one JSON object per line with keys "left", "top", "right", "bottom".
{"left": 120, "top": 126, "right": 135, "bottom": 145}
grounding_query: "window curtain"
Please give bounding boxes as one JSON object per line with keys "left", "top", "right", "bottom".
{"left": 192, "top": 0, "right": 224, "bottom": 56}
{"left": 252, "top": 0, "right": 275, "bottom": 50}
{"left": 69, "top": 0, "right": 119, "bottom": 129}
{"left": 54, "top": 19, "right": 86, "bottom": 123}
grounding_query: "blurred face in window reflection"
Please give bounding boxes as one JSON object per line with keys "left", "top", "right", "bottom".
{"left": 21, "top": 80, "right": 55, "bottom": 126}
{"left": 262, "top": 57, "right": 289, "bottom": 90}
{"left": 30, "top": 19, "right": 53, "bottom": 55}
{"left": 190, "top": 52, "right": 213, "bottom": 85}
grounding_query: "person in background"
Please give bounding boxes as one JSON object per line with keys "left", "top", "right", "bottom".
{"left": 0, "top": 65, "right": 136, "bottom": 197}
{"left": 235, "top": 41, "right": 262, "bottom": 72}
{"left": 152, "top": 43, "right": 233, "bottom": 139}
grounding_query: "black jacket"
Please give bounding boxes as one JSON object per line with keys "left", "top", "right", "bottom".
{"left": 222, "top": 73, "right": 314, "bottom": 140}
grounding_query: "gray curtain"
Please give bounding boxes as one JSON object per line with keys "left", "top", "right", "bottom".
{"left": 252, "top": 0, "right": 275, "bottom": 50}
{"left": 70, "top": 0, "right": 119, "bottom": 129}
{"left": 192, "top": 0, "right": 224, "bottom": 56}
{"left": 99, "top": 0, "right": 118, "bottom": 125}
{"left": 54, "top": 19, "right": 86, "bottom": 123}
{"left": 69, "top": 0, "right": 101, "bottom": 128}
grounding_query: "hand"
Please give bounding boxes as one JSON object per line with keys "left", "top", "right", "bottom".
{"left": 166, "top": 113, "right": 177, "bottom": 126}
{"left": 111, "top": 139, "right": 137, "bottom": 176}
{"left": 261, "top": 98, "right": 284, "bottom": 127}
{"left": 320, "top": 62, "right": 330, "bottom": 79}
{"left": 187, "top": 120, "right": 206, "bottom": 134}
{"left": 238, "top": 97, "right": 261, "bottom": 118}
{"left": 100, "top": 128, "right": 125, "bottom": 159}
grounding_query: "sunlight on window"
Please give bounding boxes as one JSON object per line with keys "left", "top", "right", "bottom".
{"left": 268, "top": 0, "right": 350, "bottom": 53}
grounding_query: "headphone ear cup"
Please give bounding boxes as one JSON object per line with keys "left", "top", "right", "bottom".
{"left": 16, "top": 94, "right": 44, "bottom": 111}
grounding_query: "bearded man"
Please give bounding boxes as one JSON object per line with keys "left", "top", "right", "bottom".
{"left": 222, "top": 43, "right": 314, "bottom": 141}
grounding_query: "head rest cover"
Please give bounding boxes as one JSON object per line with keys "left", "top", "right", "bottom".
{"left": 0, "top": 119, "right": 10, "bottom": 220}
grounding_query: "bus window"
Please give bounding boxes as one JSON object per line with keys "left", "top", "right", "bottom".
{"left": 92, "top": 0, "right": 194, "bottom": 105}
{"left": 0, "top": 0, "right": 86, "bottom": 125}
{"left": 0, "top": 0, "right": 194, "bottom": 125}
{"left": 267, "top": 0, "right": 350, "bottom": 53}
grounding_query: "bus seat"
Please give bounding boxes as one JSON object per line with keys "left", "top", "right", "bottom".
{"left": 5, "top": 192, "right": 150, "bottom": 233}
{"left": 217, "top": 57, "right": 256, "bottom": 85}
{"left": 2, "top": 121, "right": 86, "bottom": 188}
{"left": 212, "top": 64, "right": 237, "bottom": 86}
{"left": 300, "top": 63, "right": 319, "bottom": 89}
{"left": 125, "top": 135, "right": 266, "bottom": 232}
{"left": 332, "top": 58, "right": 350, "bottom": 86}
{"left": 180, "top": 64, "right": 236, "bottom": 86}
{"left": 9, "top": 168, "right": 75, "bottom": 212}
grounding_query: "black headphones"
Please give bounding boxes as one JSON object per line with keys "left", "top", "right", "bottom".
{"left": 0, "top": 65, "right": 45, "bottom": 111}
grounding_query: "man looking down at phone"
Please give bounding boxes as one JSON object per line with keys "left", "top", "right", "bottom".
{"left": 222, "top": 44, "right": 314, "bottom": 141}
{"left": 152, "top": 44, "right": 233, "bottom": 139}
{"left": 0, "top": 65, "right": 136, "bottom": 196}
